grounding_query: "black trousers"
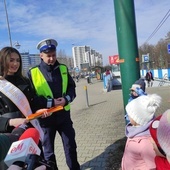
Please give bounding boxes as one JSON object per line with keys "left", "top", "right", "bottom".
{"left": 42, "top": 118, "right": 80, "bottom": 170}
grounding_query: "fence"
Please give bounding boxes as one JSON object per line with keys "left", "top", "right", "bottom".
{"left": 141, "top": 68, "right": 170, "bottom": 80}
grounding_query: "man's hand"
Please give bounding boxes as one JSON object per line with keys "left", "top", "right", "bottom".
{"left": 54, "top": 97, "right": 66, "bottom": 107}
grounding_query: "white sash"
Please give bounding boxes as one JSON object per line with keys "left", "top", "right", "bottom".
{"left": 0, "top": 79, "right": 44, "bottom": 141}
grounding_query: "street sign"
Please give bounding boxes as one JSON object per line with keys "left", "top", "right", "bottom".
{"left": 167, "top": 44, "right": 170, "bottom": 54}
{"left": 142, "top": 54, "right": 149, "bottom": 62}
{"left": 144, "top": 55, "right": 149, "bottom": 62}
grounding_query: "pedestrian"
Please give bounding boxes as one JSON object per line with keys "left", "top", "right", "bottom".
{"left": 75, "top": 74, "right": 79, "bottom": 82}
{"left": 134, "top": 76, "right": 146, "bottom": 92}
{"left": 104, "top": 69, "right": 112, "bottom": 92}
{"left": 145, "top": 69, "right": 154, "bottom": 87}
{"left": 121, "top": 94, "right": 162, "bottom": 170}
{"left": 28, "top": 38, "right": 80, "bottom": 170}
{"left": 0, "top": 47, "right": 47, "bottom": 170}
{"left": 124, "top": 84, "right": 147, "bottom": 124}
{"left": 149, "top": 109, "right": 170, "bottom": 169}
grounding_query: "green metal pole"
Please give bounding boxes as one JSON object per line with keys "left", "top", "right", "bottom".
{"left": 113, "top": 0, "right": 140, "bottom": 108}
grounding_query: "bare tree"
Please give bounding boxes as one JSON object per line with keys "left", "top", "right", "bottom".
{"left": 138, "top": 31, "right": 170, "bottom": 69}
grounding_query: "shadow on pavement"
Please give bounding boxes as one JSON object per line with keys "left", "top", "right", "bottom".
{"left": 80, "top": 137, "right": 127, "bottom": 170}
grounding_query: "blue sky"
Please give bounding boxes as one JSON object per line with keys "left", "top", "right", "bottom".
{"left": 0, "top": 0, "right": 169, "bottom": 65}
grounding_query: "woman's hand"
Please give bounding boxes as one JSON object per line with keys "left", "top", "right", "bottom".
{"left": 9, "top": 118, "right": 28, "bottom": 127}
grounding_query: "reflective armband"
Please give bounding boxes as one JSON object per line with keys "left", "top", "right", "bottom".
{"left": 65, "top": 95, "right": 71, "bottom": 103}
{"left": 47, "top": 98, "right": 52, "bottom": 108}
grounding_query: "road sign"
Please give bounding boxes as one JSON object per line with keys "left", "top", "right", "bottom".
{"left": 142, "top": 54, "right": 149, "bottom": 62}
{"left": 167, "top": 44, "right": 170, "bottom": 54}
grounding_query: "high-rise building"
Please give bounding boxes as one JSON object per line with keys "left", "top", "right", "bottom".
{"left": 29, "top": 54, "right": 41, "bottom": 67}
{"left": 72, "top": 46, "right": 90, "bottom": 69}
{"left": 20, "top": 52, "right": 31, "bottom": 76}
{"left": 72, "top": 45, "right": 103, "bottom": 72}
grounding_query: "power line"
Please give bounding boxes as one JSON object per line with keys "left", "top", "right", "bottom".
{"left": 145, "top": 9, "right": 170, "bottom": 44}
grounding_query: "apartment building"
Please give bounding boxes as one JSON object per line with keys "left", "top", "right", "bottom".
{"left": 72, "top": 45, "right": 103, "bottom": 72}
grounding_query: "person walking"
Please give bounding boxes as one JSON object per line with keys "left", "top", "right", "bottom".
{"left": 28, "top": 38, "right": 80, "bottom": 170}
{"left": 145, "top": 69, "right": 154, "bottom": 87}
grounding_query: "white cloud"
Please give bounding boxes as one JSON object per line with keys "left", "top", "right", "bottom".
{"left": 0, "top": 0, "right": 169, "bottom": 65}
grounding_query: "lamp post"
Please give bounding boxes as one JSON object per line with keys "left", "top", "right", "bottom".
{"left": 14, "top": 41, "right": 21, "bottom": 49}
{"left": 4, "top": 0, "right": 12, "bottom": 47}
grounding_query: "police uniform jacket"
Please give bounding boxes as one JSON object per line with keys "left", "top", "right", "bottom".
{"left": 28, "top": 60, "right": 76, "bottom": 127}
{"left": 0, "top": 75, "right": 36, "bottom": 133}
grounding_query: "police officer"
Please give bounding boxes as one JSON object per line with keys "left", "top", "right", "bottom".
{"left": 27, "top": 38, "right": 80, "bottom": 170}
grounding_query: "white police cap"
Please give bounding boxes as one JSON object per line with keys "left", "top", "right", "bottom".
{"left": 36, "top": 38, "right": 58, "bottom": 53}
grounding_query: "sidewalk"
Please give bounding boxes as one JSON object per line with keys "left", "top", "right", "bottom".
{"left": 54, "top": 78, "right": 170, "bottom": 170}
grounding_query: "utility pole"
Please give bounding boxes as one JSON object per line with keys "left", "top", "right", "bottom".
{"left": 113, "top": 0, "right": 140, "bottom": 114}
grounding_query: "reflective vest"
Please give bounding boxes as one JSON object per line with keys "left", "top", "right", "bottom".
{"left": 30, "top": 65, "right": 70, "bottom": 111}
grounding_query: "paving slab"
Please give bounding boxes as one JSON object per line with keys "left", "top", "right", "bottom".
{"left": 54, "top": 78, "right": 170, "bottom": 170}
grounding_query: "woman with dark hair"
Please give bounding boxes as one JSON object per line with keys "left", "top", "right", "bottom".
{"left": 0, "top": 47, "right": 30, "bottom": 132}
{"left": 0, "top": 47, "right": 23, "bottom": 77}
{"left": 0, "top": 47, "right": 48, "bottom": 170}
{"left": 0, "top": 47, "right": 35, "bottom": 169}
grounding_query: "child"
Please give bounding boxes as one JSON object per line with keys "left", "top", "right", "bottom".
{"left": 128, "top": 84, "right": 147, "bottom": 102}
{"left": 149, "top": 109, "right": 170, "bottom": 169}
{"left": 121, "top": 94, "right": 162, "bottom": 170}
{"left": 125, "top": 84, "right": 147, "bottom": 124}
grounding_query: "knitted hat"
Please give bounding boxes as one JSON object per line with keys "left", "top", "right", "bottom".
{"left": 126, "top": 94, "right": 161, "bottom": 126}
{"left": 157, "top": 109, "right": 170, "bottom": 157}
{"left": 129, "top": 84, "right": 141, "bottom": 91}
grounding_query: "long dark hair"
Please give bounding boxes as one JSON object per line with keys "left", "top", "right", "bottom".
{"left": 0, "top": 46, "right": 23, "bottom": 77}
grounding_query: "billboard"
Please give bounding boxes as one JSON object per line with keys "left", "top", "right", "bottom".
{"left": 109, "top": 55, "right": 119, "bottom": 64}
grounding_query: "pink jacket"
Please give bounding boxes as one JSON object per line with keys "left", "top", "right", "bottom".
{"left": 121, "top": 136, "right": 156, "bottom": 170}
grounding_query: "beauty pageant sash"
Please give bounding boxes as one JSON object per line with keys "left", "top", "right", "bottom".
{"left": 0, "top": 79, "right": 44, "bottom": 141}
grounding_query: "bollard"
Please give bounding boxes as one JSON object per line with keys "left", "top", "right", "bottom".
{"left": 84, "top": 86, "right": 89, "bottom": 107}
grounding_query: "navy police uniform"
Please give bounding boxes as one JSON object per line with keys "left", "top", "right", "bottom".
{"left": 27, "top": 39, "right": 80, "bottom": 170}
